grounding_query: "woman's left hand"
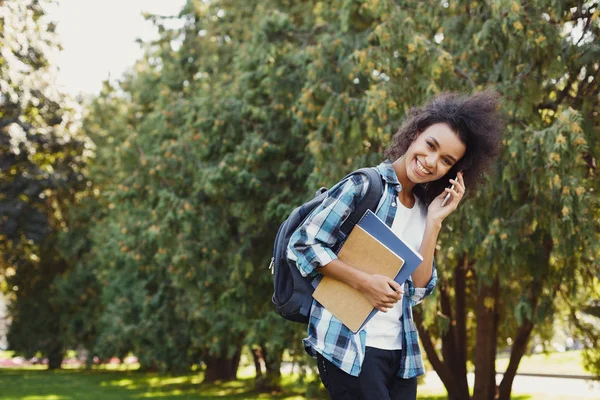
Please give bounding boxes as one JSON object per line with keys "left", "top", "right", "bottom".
{"left": 427, "top": 172, "right": 466, "bottom": 224}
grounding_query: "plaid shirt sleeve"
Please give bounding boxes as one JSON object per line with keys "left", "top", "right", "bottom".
{"left": 287, "top": 174, "right": 369, "bottom": 278}
{"left": 406, "top": 260, "right": 438, "bottom": 306}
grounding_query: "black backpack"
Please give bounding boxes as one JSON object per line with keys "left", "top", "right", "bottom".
{"left": 270, "top": 167, "right": 384, "bottom": 324}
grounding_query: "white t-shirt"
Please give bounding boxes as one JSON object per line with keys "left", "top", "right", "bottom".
{"left": 364, "top": 196, "right": 427, "bottom": 350}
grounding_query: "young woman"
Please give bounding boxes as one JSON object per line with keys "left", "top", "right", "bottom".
{"left": 287, "top": 91, "right": 504, "bottom": 400}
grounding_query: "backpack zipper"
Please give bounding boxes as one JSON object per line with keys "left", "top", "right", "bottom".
{"left": 268, "top": 257, "right": 274, "bottom": 274}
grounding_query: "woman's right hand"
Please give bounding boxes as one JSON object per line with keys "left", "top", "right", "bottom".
{"left": 359, "top": 273, "right": 403, "bottom": 312}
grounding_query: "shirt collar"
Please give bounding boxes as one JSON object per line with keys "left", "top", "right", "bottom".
{"left": 376, "top": 160, "right": 401, "bottom": 188}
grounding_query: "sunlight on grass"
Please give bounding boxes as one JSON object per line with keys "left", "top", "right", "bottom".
{"left": 5, "top": 365, "right": 47, "bottom": 370}
{"left": 237, "top": 365, "right": 258, "bottom": 379}
{"left": 106, "top": 378, "right": 135, "bottom": 387}
{"left": 61, "top": 364, "right": 85, "bottom": 370}
{"left": 496, "top": 350, "right": 589, "bottom": 376}
{"left": 134, "top": 393, "right": 179, "bottom": 399}
{"left": 93, "top": 363, "right": 140, "bottom": 371}
{"left": 21, "top": 396, "right": 67, "bottom": 400}
{"left": 134, "top": 389, "right": 186, "bottom": 398}
{"left": 145, "top": 375, "right": 194, "bottom": 387}
{"left": 1, "top": 363, "right": 596, "bottom": 399}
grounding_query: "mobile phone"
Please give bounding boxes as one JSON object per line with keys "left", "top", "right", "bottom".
{"left": 441, "top": 177, "right": 457, "bottom": 207}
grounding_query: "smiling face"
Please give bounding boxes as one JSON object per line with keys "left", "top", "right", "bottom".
{"left": 404, "top": 123, "right": 467, "bottom": 184}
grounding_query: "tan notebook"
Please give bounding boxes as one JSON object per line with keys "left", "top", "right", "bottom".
{"left": 312, "top": 224, "right": 406, "bottom": 333}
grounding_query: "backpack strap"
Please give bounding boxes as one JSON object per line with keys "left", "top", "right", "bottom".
{"left": 339, "top": 167, "right": 384, "bottom": 237}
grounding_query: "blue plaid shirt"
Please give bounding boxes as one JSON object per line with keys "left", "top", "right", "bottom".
{"left": 287, "top": 160, "right": 437, "bottom": 378}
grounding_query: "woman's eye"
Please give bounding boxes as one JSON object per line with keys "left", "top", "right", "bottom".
{"left": 427, "top": 142, "right": 434, "bottom": 149}
{"left": 443, "top": 159, "right": 452, "bottom": 166}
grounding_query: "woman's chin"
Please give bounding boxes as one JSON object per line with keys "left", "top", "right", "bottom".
{"left": 409, "top": 170, "right": 432, "bottom": 184}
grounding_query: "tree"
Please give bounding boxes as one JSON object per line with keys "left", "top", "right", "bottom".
{"left": 0, "top": 0, "right": 88, "bottom": 369}
{"left": 60, "top": 1, "right": 599, "bottom": 397}
{"left": 284, "top": 1, "right": 599, "bottom": 399}
{"left": 53, "top": 82, "right": 131, "bottom": 367}
{"left": 65, "top": 0, "right": 316, "bottom": 384}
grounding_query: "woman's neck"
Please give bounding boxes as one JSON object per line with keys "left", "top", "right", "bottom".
{"left": 392, "top": 156, "right": 416, "bottom": 207}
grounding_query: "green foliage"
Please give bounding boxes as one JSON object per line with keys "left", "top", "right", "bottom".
{"left": 4, "top": 0, "right": 599, "bottom": 396}
{"left": 0, "top": 0, "right": 89, "bottom": 367}
{"left": 54, "top": 0, "right": 324, "bottom": 376}
{"left": 233, "top": 0, "right": 600, "bottom": 394}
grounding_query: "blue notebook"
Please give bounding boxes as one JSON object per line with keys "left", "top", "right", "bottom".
{"left": 312, "top": 209, "right": 424, "bottom": 333}
{"left": 358, "top": 210, "right": 424, "bottom": 330}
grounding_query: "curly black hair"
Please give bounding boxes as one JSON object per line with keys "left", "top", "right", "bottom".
{"left": 384, "top": 91, "right": 504, "bottom": 205}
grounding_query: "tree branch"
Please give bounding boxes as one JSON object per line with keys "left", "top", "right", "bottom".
{"left": 439, "top": 285, "right": 459, "bottom": 376}
{"left": 537, "top": 72, "right": 578, "bottom": 111}
{"left": 575, "top": 6, "right": 596, "bottom": 46}
{"left": 414, "top": 308, "right": 465, "bottom": 399}
{"left": 454, "top": 254, "right": 468, "bottom": 376}
{"left": 498, "top": 322, "right": 535, "bottom": 400}
{"left": 547, "top": 4, "right": 598, "bottom": 23}
{"left": 454, "top": 67, "right": 477, "bottom": 89}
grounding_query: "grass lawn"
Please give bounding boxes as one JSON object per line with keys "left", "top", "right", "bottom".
{"left": 0, "top": 367, "right": 453, "bottom": 400}
{"left": 0, "top": 351, "right": 594, "bottom": 399}
{"left": 496, "top": 350, "right": 591, "bottom": 376}
{"left": 0, "top": 367, "right": 300, "bottom": 400}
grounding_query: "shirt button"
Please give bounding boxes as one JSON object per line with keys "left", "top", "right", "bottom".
{"left": 392, "top": 202, "right": 396, "bottom": 207}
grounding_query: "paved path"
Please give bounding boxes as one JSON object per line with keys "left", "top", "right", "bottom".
{"left": 422, "top": 371, "right": 600, "bottom": 399}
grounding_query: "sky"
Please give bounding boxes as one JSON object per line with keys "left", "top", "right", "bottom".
{"left": 46, "top": 0, "right": 187, "bottom": 96}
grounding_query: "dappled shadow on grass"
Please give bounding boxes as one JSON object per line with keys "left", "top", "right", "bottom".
{"left": 100, "top": 371, "right": 308, "bottom": 399}
{"left": 123, "top": 376, "right": 311, "bottom": 399}
{"left": 0, "top": 368, "right": 534, "bottom": 399}
{"left": 192, "top": 380, "right": 304, "bottom": 399}
{"left": 0, "top": 368, "right": 309, "bottom": 399}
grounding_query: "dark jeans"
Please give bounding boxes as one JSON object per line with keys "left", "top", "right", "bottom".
{"left": 317, "top": 347, "right": 417, "bottom": 400}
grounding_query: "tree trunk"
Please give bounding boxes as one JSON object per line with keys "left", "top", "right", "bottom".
{"left": 254, "top": 344, "right": 282, "bottom": 392}
{"left": 439, "top": 284, "right": 470, "bottom": 400}
{"left": 455, "top": 255, "right": 468, "bottom": 379}
{"left": 473, "top": 276, "right": 500, "bottom": 400}
{"left": 203, "top": 350, "right": 241, "bottom": 383}
{"left": 497, "top": 233, "right": 551, "bottom": 399}
{"left": 138, "top": 356, "right": 159, "bottom": 372}
{"left": 414, "top": 253, "right": 471, "bottom": 400}
{"left": 47, "top": 346, "right": 64, "bottom": 370}
{"left": 497, "top": 322, "right": 534, "bottom": 400}
{"left": 414, "top": 309, "right": 467, "bottom": 400}
{"left": 453, "top": 254, "right": 470, "bottom": 399}
{"left": 252, "top": 347, "right": 263, "bottom": 379}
